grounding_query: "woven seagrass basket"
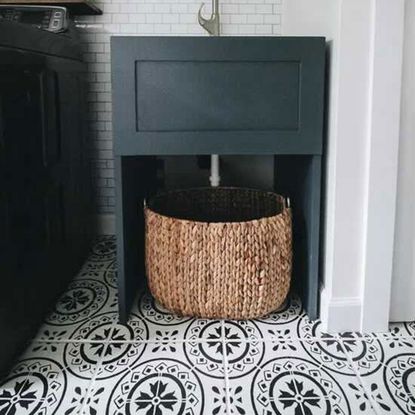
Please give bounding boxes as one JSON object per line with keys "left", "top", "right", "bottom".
{"left": 144, "top": 187, "right": 292, "bottom": 319}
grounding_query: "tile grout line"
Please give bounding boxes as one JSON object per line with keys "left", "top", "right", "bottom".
{"left": 77, "top": 325, "right": 116, "bottom": 414}
{"left": 290, "top": 371, "right": 307, "bottom": 415}
{"left": 78, "top": 326, "right": 116, "bottom": 415}
{"left": 31, "top": 333, "right": 412, "bottom": 345}
{"left": 337, "top": 337, "right": 382, "bottom": 415}
{"left": 31, "top": 337, "right": 330, "bottom": 346}
{"left": 221, "top": 320, "right": 232, "bottom": 415}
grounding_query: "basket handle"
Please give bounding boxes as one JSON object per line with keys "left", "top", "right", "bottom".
{"left": 284, "top": 197, "right": 291, "bottom": 209}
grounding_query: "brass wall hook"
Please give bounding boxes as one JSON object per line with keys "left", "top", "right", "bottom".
{"left": 198, "top": 0, "right": 220, "bottom": 36}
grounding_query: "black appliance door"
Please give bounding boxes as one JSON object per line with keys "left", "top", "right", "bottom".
{"left": 0, "top": 58, "right": 75, "bottom": 376}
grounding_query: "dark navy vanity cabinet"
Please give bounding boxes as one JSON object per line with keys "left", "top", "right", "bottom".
{"left": 111, "top": 36, "right": 326, "bottom": 322}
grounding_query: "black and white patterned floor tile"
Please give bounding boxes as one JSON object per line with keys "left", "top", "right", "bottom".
{"left": 128, "top": 291, "right": 195, "bottom": 341}
{"left": 254, "top": 294, "right": 305, "bottom": 340}
{"left": 88, "top": 236, "right": 117, "bottom": 263}
{"left": 34, "top": 239, "right": 119, "bottom": 342}
{"left": 2, "top": 235, "right": 415, "bottom": 414}
{"left": 79, "top": 339, "right": 226, "bottom": 415}
{"left": 387, "top": 321, "right": 415, "bottom": 339}
{"left": 226, "top": 338, "right": 379, "bottom": 415}
{"left": 340, "top": 337, "right": 415, "bottom": 414}
{"left": 0, "top": 341, "right": 98, "bottom": 415}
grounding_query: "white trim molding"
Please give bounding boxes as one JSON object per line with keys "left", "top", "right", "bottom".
{"left": 319, "top": 0, "right": 405, "bottom": 332}
{"left": 96, "top": 213, "right": 116, "bottom": 235}
{"left": 390, "top": 0, "right": 415, "bottom": 322}
{"left": 360, "top": 0, "right": 405, "bottom": 332}
{"left": 320, "top": 287, "right": 362, "bottom": 333}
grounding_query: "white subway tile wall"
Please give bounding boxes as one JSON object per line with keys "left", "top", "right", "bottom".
{"left": 74, "top": 0, "right": 283, "bottom": 213}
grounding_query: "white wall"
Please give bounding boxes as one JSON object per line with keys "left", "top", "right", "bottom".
{"left": 282, "top": 0, "right": 338, "bottom": 38}
{"left": 283, "top": 0, "right": 367, "bottom": 329}
{"left": 284, "top": 0, "right": 405, "bottom": 332}
{"left": 390, "top": 0, "right": 415, "bottom": 322}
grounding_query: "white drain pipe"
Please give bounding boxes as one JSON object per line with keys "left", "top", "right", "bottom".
{"left": 198, "top": 0, "right": 221, "bottom": 188}
{"left": 209, "top": 154, "right": 220, "bottom": 187}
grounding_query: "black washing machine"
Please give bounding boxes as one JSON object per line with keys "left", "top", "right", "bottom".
{"left": 0, "top": 7, "right": 92, "bottom": 377}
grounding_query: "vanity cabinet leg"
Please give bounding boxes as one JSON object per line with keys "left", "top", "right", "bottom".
{"left": 115, "top": 156, "right": 155, "bottom": 324}
{"left": 306, "top": 155, "right": 322, "bottom": 320}
{"left": 274, "top": 155, "right": 322, "bottom": 320}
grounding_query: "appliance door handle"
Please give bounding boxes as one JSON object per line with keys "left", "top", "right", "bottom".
{"left": 40, "top": 69, "right": 60, "bottom": 168}
{"left": 0, "top": 95, "right": 4, "bottom": 151}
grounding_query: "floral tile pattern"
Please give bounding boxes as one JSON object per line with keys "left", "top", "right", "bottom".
{"left": 92, "top": 345, "right": 225, "bottom": 414}
{"left": 0, "top": 235, "right": 414, "bottom": 414}
{"left": 254, "top": 294, "right": 304, "bottom": 340}
{"left": 388, "top": 321, "right": 415, "bottom": 338}
{"left": 128, "top": 291, "right": 195, "bottom": 341}
{"left": 0, "top": 342, "right": 97, "bottom": 415}
{"left": 340, "top": 338, "right": 415, "bottom": 414}
{"left": 228, "top": 340, "right": 378, "bottom": 415}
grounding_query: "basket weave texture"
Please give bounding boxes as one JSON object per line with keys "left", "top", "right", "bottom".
{"left": 144, "top": 187, "right": 292, "bottom": 319}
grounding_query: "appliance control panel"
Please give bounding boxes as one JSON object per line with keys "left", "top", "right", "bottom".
{"left": 0, "top": 5, "right": 68, "bottom": 33}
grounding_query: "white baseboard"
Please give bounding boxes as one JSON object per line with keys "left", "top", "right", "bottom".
{"left": 96, "top": 213, "right": 116, "bottom": 235}
{"left": 320, "top": 287, "right": 362, "bottom": 333}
